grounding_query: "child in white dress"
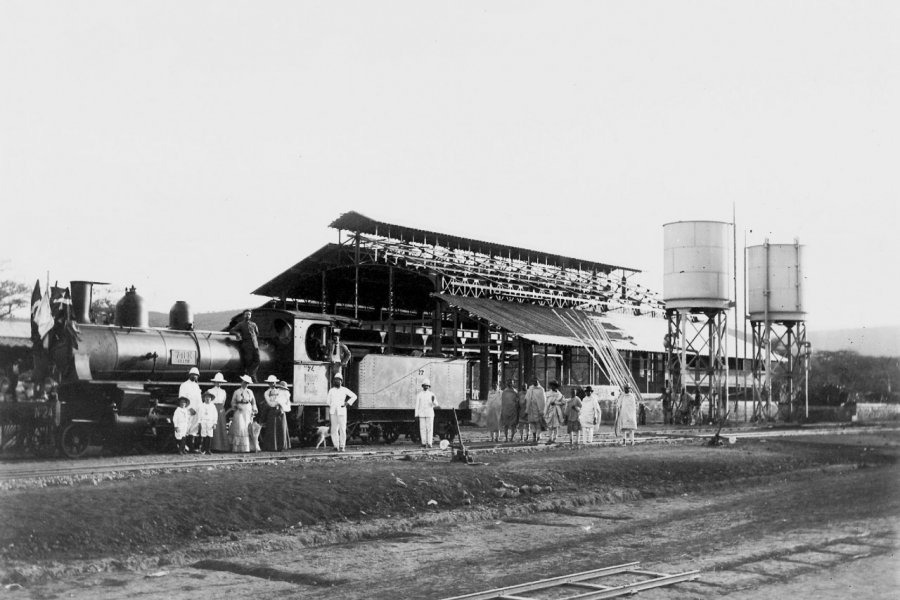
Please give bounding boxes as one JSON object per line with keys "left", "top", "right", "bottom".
{"left": 173, "top": 397, "right": 191, "bottom": 455}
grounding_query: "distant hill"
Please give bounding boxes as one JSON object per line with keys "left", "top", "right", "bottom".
{"left": 808, "top": 326, "right": 900, "bottom": 357}
{"left": 148, "top": 310, "right": 242, "bottom": 332}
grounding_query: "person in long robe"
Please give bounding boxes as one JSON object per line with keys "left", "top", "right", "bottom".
{"left": 615, "top": 384, "right": 638, "bottom": 446}
{"left": 208, "top": 373, "right": 230, "bottom": 452}
{"left": 484, "top": 391, "right": 502, "bottom": 443}
{"left": 500, "top": 381, "right": 519, "bottom": 443}
{"left": 524, "top": 379, "right": 546, "bottom": 444}
{"left": 262, "top": 380, "right": 291, "bottom": 451}
{"left": 564, "top": 389, "right": 582, "bottom": 445}
{"left": 517, "top": 389, "right": 529, "bottom": 442}
{"left": 230, "top": 375, "right": 257, "bottom": 453}
{"left": 578, "top": 386, "right": 602, "bottom": 444}
{"left": 543, "top": 381, "right": 565, "bottom": 444}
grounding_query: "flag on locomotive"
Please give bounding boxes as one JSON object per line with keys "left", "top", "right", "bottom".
{"left": 29, "top": 281, "right": 82, "bottom": 388}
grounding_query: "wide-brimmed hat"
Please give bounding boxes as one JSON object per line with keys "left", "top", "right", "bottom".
{"left": 239, "top": 374, "right": 253, "bottom": 384}
{"left": 276, "top": 381, "right": 289, "bottom": 390}
{"left": 202, "top": 390, "right": 215, "bottom": 399}
{"left": 421, "top": 378, "right": 431, "bottom": 387}
{"left": 265, "top": 375, "right": 278, "bottom": 384}
{"left": 188, "top": 367, "right": 200, "bottom": 376}
{"left": 177, "top": 396, "right": 190, "bottom": 405}
{"left": 211, "top": 372, "right": 226, "bottom": 383}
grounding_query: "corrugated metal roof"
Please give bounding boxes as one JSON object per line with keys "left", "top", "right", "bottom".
{"left": 0, "top": 319, "right": 32, "bottom": 349}
{"left": 330, "top": 211, "right": 640, "bottom": 274}
{"left": 434, "top": 295, "right": 752, "bottom": 358}
{"left": 433, "top": 294, "right": 634, "bottom": 349}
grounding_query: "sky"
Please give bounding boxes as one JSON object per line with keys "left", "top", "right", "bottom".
{"left": 1, "top": 1, "right": 897, "bottom": 331}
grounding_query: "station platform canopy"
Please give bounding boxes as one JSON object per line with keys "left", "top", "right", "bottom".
{"left": 252, "top": 211, "right": 665, "bottom": 316}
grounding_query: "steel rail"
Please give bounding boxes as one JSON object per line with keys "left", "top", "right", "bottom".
{"left": 440, "top": 562, "right": 699, "bottom": 600}
{"left": 2, "top": 425, "right": 894, "bottom": 482}
{"left": 440, "top": 563, "right": 640, "bottom": 600}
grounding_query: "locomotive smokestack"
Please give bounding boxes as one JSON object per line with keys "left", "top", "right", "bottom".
{"left": 71, "top": 280, "right": 107, "bottom": 324}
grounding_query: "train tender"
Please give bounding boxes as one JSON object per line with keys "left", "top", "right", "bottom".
{"left": 42, "top": 283, "right": 469, "bottom": 457}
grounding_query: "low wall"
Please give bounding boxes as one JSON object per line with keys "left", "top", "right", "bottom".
{"left": 855, "top": 402, "right": 900, "bottom": 422}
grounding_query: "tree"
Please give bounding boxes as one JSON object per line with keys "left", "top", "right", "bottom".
{"left": 809, "top": 350, "right": 900, "bottom": 404}
{"left": 0, "top": 280, "right": 31, "bottom": 319}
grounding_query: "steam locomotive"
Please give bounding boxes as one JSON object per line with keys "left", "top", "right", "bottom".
{"left": 47, "top": 282, "right": 469, "bottom": 457}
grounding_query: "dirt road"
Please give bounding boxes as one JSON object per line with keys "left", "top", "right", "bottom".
{"left": 2, "top": 430, "right": 898, "bottom": 599}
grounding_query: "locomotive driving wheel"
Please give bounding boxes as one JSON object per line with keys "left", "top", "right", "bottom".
{"left": 366, "top": 424, "right": 382, "bottom": 444}
{"left": 381, "top": 425, "right": 400, "bottom": 445}
{"left": 59, "top": 423, "right": 92, "bottom": 458}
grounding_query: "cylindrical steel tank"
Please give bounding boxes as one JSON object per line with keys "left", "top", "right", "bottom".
{"left": 663, "top": 221, "right": 733, "bottom": 310}
{"left": 115, "top": 287, "right": 149, "bottom": 328}
{"left": 747, "top": 242, "right": 806, "bottom": 322}
{"left": 169, "top": 301, "right": 193, "bottom": 331}
{"left": 71, "top": 324, "right": 275, "bottom": 382}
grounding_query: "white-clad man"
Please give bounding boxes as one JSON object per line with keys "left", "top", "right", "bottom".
{"left": 415, "top": 378, "right": 439, "bottom": 449}
{"left": 178, "top": 367, "right": 203, "bottom": 452}
{"left": 326, "top": 372, "right": 357, "bottom": 452}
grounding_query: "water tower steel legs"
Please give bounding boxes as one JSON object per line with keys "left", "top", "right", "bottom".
{"left": 751, "top": 320, "right": 807, "bottom": 421}
{"left": 665, "top": 309, "right": 728, "bottom": 425}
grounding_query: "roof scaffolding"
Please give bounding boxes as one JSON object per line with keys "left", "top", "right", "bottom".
{"left": 254, "top": 211, "right": 665, "bottom": 316}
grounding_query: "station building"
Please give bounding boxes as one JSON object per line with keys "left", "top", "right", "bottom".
{"left": 253, "top": 212, "right": 740, "bottom": 403}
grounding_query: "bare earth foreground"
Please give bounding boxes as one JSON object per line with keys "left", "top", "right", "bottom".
{"left": 1, "top": 429, "right": 898, "bottom": 599}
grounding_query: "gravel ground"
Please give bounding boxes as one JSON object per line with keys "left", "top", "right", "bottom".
{"left": 0, "top": 427, "right": 898, "bottom": 598}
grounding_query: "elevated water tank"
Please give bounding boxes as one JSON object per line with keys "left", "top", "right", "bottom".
{"left": 747, "top": 242, "right": 806, "bottom": 322}
{"left": 663, "top": 221, "right": 733, "bottom": 310}
{"left": 115, "top": 286, "right": 149, "bottom": 328}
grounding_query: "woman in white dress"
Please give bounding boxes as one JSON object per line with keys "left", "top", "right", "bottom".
{"left": 230, "top": 374, "right": 257, "bottom": 453}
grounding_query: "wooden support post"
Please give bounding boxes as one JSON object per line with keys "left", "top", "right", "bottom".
{"left": 499, "top": 331, "right": 507, "bottom": 387}
{"left": 521, "top": 338, "right": 534, "bottom": 385}
{"left": 354, "top": 231, "right": 360, "bottom": 319}
{"left": 432, "top": 274, "right": 442, "bottom": 357}
{"left": 479, "top": 322, "right": 490, "bottom": 401}
{"left": 387, "top": 266, "right": 395, "bottom": 353}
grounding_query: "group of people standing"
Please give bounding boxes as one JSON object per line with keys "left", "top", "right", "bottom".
{"left": 172, "top": 367, "right": 293, "bottom": 455}
{"left": 491, "top": 379, "right": 638, "bottom": 446}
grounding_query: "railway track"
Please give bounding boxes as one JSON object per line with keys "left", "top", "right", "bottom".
{"left": 1, "top": 424, "right": 894, "bottom": 483}
{"left": 0, "top": 435, "right": 676, "bottom": 482}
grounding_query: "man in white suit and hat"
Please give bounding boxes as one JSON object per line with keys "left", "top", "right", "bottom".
{"left": 415, "top": 378, "right": 439, "bottom": 449}
{"left": 178, "top": 367, "right": 202, "bottom": 451}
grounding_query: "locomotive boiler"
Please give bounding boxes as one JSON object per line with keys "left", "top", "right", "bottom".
{"left": 46, "top": 282, "right": 468, "bottom": 457}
